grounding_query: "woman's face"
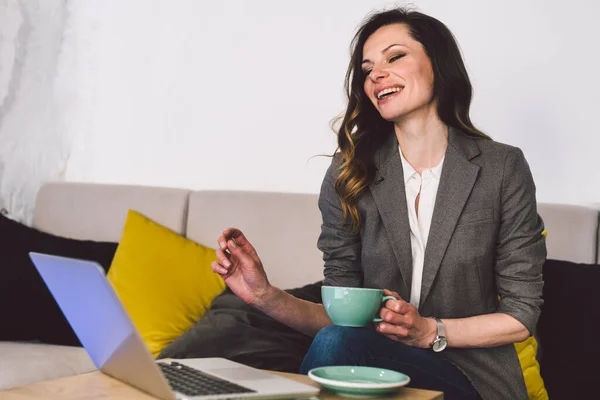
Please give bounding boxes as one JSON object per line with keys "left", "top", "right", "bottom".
{"left": 362, "top": 23, "right": 436, "bottom": 122}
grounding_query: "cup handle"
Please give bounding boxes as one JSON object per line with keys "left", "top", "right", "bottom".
{"left": 372, "top": 295, "right": 397, "bottom": 322}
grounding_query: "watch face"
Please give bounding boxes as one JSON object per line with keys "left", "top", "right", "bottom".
{"left": 432, "top": 337, "right": 447, "bottom": 352}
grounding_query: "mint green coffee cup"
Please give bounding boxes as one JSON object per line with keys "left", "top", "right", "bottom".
{"left": 321, "top": 286, "right": 396, "bottom": 327}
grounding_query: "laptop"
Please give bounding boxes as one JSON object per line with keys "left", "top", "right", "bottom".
{"left": 29, "top": 252, "right": 320, "bottom": 400}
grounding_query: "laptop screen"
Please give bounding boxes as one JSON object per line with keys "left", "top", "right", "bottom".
{"left": 29, "top": 253, "right": 136, "bottom": 368}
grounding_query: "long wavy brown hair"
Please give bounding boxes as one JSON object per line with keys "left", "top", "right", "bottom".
{"left": 335, "top": 7, "right": 490, "bottom": 231}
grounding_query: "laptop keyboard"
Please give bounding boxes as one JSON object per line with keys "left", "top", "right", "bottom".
{"left": 159, "top": 361, "right": 256, "bottom": 397}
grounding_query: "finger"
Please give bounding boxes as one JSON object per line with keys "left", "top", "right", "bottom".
{"left": 227, "top": 238, "right": 256, "bottom": 265}
{"left": 217, "top": 236, "right": 227, "bottom": 251}
{"left": 211, "top": 261, "right": 228, "bottom": 276}
{"left": 376, "top": 321, "right": 409, "bottom": 338}
{"left": 379, "top": 307, "right": 413, "bottom": 327}
{"left": 384, "top": 299, "right": 413, "bottom": 315}
{"left": 224, "top": 229, "right": 257, "bottom": 254}
{"left": 222, "top": 227, "right": 241, "bottom": 238}
{"left": 218, "top": 228, "right": 241, "bottom": 250}
{"left": 383, "top": 289, "right": 402, "bottom": 300}
{"left": 397, "top": 300, "right": 414, "bottom": 315}
{"left": 215, "top": 248, "right": 232, "bottom": 268}
{"left": 211, "top": 260, "right": 238, "bottom": 281}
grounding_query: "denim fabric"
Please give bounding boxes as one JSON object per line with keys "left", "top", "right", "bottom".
{"left": 300, "top": 326, "right": 480, "bottom": 400}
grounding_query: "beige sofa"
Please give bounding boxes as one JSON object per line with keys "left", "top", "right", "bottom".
{"left": 1, "top": 182, "right": 599, "bottom": 390}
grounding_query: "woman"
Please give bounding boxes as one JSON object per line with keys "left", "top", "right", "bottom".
{"left": 211, "top": 7, "right": 546, "bottom": 400}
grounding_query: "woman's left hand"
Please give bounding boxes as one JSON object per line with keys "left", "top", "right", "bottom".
{"left": 375, "top": 289, "right": 437, "bottom": 348}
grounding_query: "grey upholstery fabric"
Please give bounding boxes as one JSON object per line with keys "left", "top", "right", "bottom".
{"left": 0, "top": 342, "right": 94, "bottom": 390}
{"left": 186, "top": 190, "right": 324, "bottom": 290}
{"left": 33, "top": 182, "right": 190, "bottom": 242}
{"left": 538, "top": 203, "right": 599, "bottom": 264}
{"left": 318, "top": 128, "right": 546, "bottom": 400}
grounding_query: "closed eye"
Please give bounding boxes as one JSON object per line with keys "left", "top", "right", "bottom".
{"left": 362, "top": 54, "right": 406, "bottom": 77}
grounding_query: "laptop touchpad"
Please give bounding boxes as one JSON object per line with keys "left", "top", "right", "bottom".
{"left": 211, "top": 367, "right": 274, "bottom": 381}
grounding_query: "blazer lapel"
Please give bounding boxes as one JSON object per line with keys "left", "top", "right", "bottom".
{"left": 368, "top": 133, "right": 413, "bottom": 300}
{"left": 419, "top": 128, "right": 481, "bottom": 307}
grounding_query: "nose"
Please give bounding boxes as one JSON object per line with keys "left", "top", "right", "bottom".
{"left": 368, "top": 67, "right": 389, "bottom": 82}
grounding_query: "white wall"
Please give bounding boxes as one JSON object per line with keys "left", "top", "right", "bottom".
{"left": 0, "top": 0, "right": 69, "bottom": 223}
{"left": 1, "top": 0, "right": 599, "bottom": 222}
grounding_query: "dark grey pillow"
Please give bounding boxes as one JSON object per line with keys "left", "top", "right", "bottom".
{"left": 0, "top": 213, "right": 118, "bottom": 345}
{"left": 157, "top": 281, "right": 323, "bottom": 373}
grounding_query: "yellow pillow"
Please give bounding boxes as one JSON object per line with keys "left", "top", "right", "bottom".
{"left": 515, "top": 336, "right": 548, "bottom": 399}
{"left": 107, "top": 210, "right": 225, "bottom": 357}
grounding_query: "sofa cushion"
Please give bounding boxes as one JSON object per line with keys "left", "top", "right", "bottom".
{"left": 107, "top": 210, "right": 226, "bottom": 357}
{"left": 0, "top": 214, "right": 118, "bottom": 345}
{"left": 0, "top": 342, "right": 94, "bottom": 390}
{"left": 186, "top": 191, "right": 324, "bottom": 290}
{"left": 157, "top": 281, "right": 323, "bottom": 372}
{"left": 33, "top": 182, "right": 191, "bottom": 243}
{"left": 537, "top": 204, "right": 598, "bottom": 263}
{"left": 537, "top": 259, "right": 599, "bottom": 399}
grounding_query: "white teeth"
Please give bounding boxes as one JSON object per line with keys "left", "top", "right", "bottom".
{"left": 377, "top": 87, "right": 401, "bottom": 99}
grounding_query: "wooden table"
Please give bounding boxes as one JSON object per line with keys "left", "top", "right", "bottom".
{"left": 0, "top": 370, "right": 443, "bottom": 399}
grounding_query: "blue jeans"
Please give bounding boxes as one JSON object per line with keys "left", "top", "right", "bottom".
{"left": 300, "top": 325, "right": 480, "bottom": 400}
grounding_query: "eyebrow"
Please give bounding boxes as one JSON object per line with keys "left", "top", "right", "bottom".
{"left": 361, "top": 44, "right": 407, "bottom": 65}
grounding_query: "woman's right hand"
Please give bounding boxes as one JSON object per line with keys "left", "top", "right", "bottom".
{"left": 211, "top": 228, "right": 273, "bottom": 306}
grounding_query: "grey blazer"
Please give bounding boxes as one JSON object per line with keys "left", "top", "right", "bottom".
{"left": 317, "top": 127, "right": 546, "bottom": 400}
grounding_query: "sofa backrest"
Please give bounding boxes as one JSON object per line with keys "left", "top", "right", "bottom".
{"left": 33, "top": 182, "right": 190, "bottom": 242}
{"left": 186, "top": 190, "right": 324, "bottom": 290}
{"left": 32, "top": 183, "right": 599, "bottom": 291}
{"left": 537, "top": 203, "right": 599, "bottom": 264}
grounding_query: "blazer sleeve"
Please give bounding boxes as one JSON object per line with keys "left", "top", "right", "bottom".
{"left": 495, "top": 147, "right": 547, "bottom": 335}
{"left": 317, "top": 154, "right": 363, "bottom": 287}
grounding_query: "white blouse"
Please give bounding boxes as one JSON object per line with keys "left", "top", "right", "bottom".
{"left": 398, "top": 146, "right": 444, "bottom": 309}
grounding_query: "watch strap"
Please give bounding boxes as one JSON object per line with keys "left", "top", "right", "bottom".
{"left": 434, "top": 317, "right": 445, "bottom": 338}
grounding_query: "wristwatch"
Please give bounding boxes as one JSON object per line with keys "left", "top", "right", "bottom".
{"left": 429, "top": 317, "right": 447, "bottom": 352}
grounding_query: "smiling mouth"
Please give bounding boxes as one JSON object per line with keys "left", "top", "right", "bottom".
{"left": 376, "top": 86, "right": 402, "bottom": 100}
